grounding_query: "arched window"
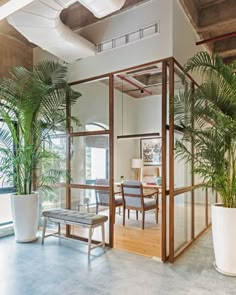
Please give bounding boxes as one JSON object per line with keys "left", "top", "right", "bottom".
{"left": 85, "top": 122, "right": 108, "bottom": 131}
{"left": 85, "top": 123, "right": 109, "bottom": 184}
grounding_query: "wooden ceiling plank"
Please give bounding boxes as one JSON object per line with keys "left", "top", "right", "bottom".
{"left": 177, "top": 0, "right": 199, "bottom": 29}
{"left": 198, "top": 0, "right": 236, "bottom": 29}
{"left": 214, "top": 36, "right": 236, "bottom": 58}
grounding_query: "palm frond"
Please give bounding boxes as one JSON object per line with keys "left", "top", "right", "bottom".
{"left": 175, "top": 52, "right": 236, "bottom": 207}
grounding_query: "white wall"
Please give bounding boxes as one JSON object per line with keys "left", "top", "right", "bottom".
{"left": 34, "top": 0, "right": 173, "bottom": 81}
{"left": 172, "top": 0, "right": 206, "bottom": 82}
{"left": 33, "top": 0, "right": 206, "bottom": 78}
{"left": 136, "top": 95, "right": 162, "bottom": 134}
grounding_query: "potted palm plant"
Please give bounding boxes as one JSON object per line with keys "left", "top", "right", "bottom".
{"left": 174, "top": 51, "right": 236, "bottom": 276}
{"left": 0, "top": 61, "right": 80, "bottom": 242}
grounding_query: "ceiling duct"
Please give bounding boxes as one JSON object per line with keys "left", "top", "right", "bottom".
{"left": 7, "top": 0, "right": 126, "bottom": 63}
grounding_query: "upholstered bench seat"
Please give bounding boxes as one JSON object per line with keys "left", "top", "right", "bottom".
{"left": 42, "top": 209, "right": 108, "bottom": 225}
{"left": 41, "top": 209, "right": 108, "bottom": 255}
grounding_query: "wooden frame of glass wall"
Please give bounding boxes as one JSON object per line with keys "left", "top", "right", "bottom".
{"left": 168, "top": 58, "right": 217, "bottom": 262}
{"left": 53, "top": 56, "right": 215, "bottom": 262}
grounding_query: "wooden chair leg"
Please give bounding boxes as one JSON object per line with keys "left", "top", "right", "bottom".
{"left": 136, "top": 210, "right": 138, "bottom": 220}
{"left": 156, "top": 196, "right": 159, "bottom": 224}
{"left": 88, "top": 226, "right": 93, "bottom": 256}
{"left": 142, "top": 211, "right": 145, "bottom": 230}
{"left": 123, "top": 206, "right": 126, "bottom": 226}
{"left": 58, "top": 222, "right": 61, "bottom": 235}
{"left": 118, "top": 206, "right": 121, "bottom": 215}
{"left": 101, "top": 224, "right": 105, "bottom": 248}
{"left": 155, "top": 207, "right": 159, "bottom": 224}
{"left": 41, "top": 218, "right": 47, "bottom": 244}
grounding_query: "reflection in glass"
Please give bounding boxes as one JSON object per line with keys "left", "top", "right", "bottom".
{"left": 42, "top": 134, "right": 67, "bottom": 183}
{"left": 194, "top": 187, "right": 206, "bottom": 236}
{"left": 40, "top": 187, "right": 66, "bottom": 211}
{"left": 40, "top": 187, "right": 66, "bottom": 233}
{"left": 71, "top": 135, "right": 109, "bottom": 185}
{"left": 71, "top": 78, "right": 109, "bottom": 133}
{"left": 174, "top": 191, "right": 192, "bottom": 253}
{"left": 208, "top": 188, "right": 216, "bottom": 224}
{"left": 70, "top": 188, "right": 110, "bottom": 243}
{"left": 174, "top": 131, "right": 192, "bottom": 189}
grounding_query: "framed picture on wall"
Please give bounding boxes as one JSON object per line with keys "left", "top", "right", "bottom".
{"left": 140, "top": 137, "right": 162, "bottom": 166}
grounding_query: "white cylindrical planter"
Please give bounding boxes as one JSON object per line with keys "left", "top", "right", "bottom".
{"left": 11, "top": 192, "right": 39, "bottom": 243}
{"left": 212, "top": 204, "right": 236, "bottom": 276}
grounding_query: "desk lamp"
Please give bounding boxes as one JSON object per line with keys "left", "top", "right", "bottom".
{"left": 131, "top": 159, "right": 143, "bottom": 181}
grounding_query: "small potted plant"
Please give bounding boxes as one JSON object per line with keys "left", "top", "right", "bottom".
{"left": 0, "top": 61, "right": 81, "bottom": 242}
{"left": 174, "top": 51, "right": 236, "bottom": 275}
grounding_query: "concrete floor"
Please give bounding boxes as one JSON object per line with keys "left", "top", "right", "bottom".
{"left": 0, "top": 229, "right": 236, "bottom": 295}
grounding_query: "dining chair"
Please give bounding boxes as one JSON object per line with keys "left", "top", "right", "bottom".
{"left": 95, "top": 179, "right": 123, "bottom": 221}
{"left": 121, "top": 180, "right": 159, "bottom": 230}
{"left": 141, "top": 166, "right": 160, "bottom": 183}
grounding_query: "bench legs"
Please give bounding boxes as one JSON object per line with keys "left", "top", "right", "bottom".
{"left": 88, "top": 223, "right": 105, "bottom": 256}
{"left": 42, "top": 217, "right": 106, "bottom": 256}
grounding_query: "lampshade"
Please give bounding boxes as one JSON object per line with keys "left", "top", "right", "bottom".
{"left": 131, "top": 159, "right": 143, "bottom": 169}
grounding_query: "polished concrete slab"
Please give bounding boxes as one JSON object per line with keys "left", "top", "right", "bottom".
{"left": 0, "top": 229, "right": 235, "bottom": 295}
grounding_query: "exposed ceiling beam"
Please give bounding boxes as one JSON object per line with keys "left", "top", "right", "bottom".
{"left": 61, "top": 0, "right": 150, "bottom": 31}
{"left": 198, "top": 0, "right": 236, "bottom": 32}
{"left": 117, "top": 74, "right": 153, "bottom": 95}
{"left": 196, "top": 31, "right": 236, "bottom": 46}
{"left": 178, "top": 0, "right": 199, "bottom": 30}
{"left": 178, "top": 0, "right": 236, "bottom": 62}
{"left": 223, "top": 55, "right": 236, "bottom": 65}
{"left": 214, "top": 36, "right": 236, "bottom": 58}
{"left": 196, "top": 0, "right": 225, "bottom": 9}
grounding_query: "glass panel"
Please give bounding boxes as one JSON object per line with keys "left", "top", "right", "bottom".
{"left": 0, "top": 122, "right": 14, "bottom": 189}
{"left": 71, "top": 78, "right": 109, "bottom": 133}
{"left": 173, "top": 64, "right": 192, "bottom": 190}
{"left": 174, "top": 131, "right": 192, "bottom": 189}
{"left": 70, "top": 188, "right": 110, "bottom": 243}
{"left": 71, "top": 135, "right": 109, "bottom": 185}
{"left": 114, "top": 137, "right": 140, "bottom": 182}
{"left": 194, "top": 187, "right": 206, "bottom": 236}
{"left": 174, "top": 191, "right": 192, "bottom": 254}
{"left": 40, "top": 187, "right": 66, "bottom": 211}
{"left": 114, "top": 62, "right": 162, "bottom": 137}
{"left": 0, "top": 122, "right": 14, "bottom": 227}
{"left": 43, "top": 134, "right": 67, "bottom": 183}
{"left": 166, "top": 194, "right": 170, "bottom": 257}
{"left": 0, "top": 194, "right": 12, "bottom": 226}
{"left": 40, "top": 187, "right": 66, "bottom": 233}
{"left": 208, "top": 188, "right": 216, "bottom": 224}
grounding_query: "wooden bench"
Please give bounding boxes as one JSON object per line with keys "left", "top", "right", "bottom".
{"left": 42, "top": 209, "right": 108, "bottom": 255}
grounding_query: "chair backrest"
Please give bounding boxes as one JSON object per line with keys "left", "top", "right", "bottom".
{"left": 95, "top": 179, "right": 109, "bottom": 205}
{"left": 121, "top": 180, "right": 143, "bottom": 208}
{"left": 141, "top": 166, "right": 160, "bottom": 183}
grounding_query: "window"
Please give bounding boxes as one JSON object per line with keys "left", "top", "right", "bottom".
{"left": 85, "top": 123, "right": 109, "bottom": 184}
{"left": 0, "top": 122, "right": 14, "bottom": 227}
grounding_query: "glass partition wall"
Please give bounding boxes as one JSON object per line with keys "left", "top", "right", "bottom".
{"left": 42, "top": 58, "right": 212, "bottom": 262}
{"left": 113, "top": 62, "right": 163, "bottom": 258}
{"left": 68, "top": 77, "right": 112, "bottom": 244}
{"left": 168, "top": 59, "right": 212, "bottom": 262}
